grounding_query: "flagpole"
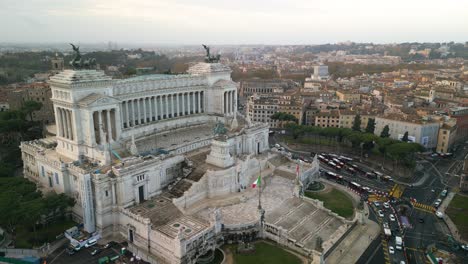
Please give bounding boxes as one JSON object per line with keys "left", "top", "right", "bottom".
{"left": 258, "top": 163, "right": 262, "bottom": 210}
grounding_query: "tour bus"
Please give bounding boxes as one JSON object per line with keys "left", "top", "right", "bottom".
{"left": 328, "top": 161, "right": 342, "bottom": 170}
{"left": 339, "top": 155, "right": 353, "bottom": 163}
{"left": 325, "top": 171, "right": 344, "bottom": 183}
{"left": 345, "top": 166, "right": 357, "bottom": 174}
{"left": 366, "top": 172, "right": 377, "bottom": 179}
{"left": 332, "top": 158, "right": 345, "bottom": 167}
{"left": 350, "top": 164, "right": 364, "bottom": 174}
{"left": 318, "top": 155, "right": 329, "bottom": 163}
{"left": 373, "top": 171, "right": 384, "bottom": 179}
{"left": 349, "top": 181, "right": 363, "bottom": 193}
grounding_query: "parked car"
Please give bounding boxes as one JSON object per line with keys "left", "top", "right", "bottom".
{"left": 434, "top": 198, "right": 442, "bottom": 207}
{"left": 85, "top": 238, "right": 97, "bottom": 248}
{"left": 419, "top": 218, "right": 424, "bottom": 223}
{"left": 91, "top": 248, "right": 101, "bottom": 256}
{"left": 378, "top": 210, "right": 384, "bottom": 218}
{"left": 373, "top": 201, "right": 381, "bottom": 207}
{"left": 389, "top": 246, "right": 395, "bottom": 254}
{"left": 435, "top": 211, "right": 444, "bottom": 218}
{"left": 389, "top": 214, "right": 395, "bottom": 221}
{"left": 383, "top": 202, "right": 390, "bottom": 209}
{"left": 441, "top": 189, "right": 448, "bottom": 197}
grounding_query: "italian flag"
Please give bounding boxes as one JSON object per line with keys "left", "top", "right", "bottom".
{"left": 252, "top": 175, "right": 261, "bottom": 188}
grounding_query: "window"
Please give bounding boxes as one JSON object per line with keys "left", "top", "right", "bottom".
{"left": 136, "top": 174, "right": 145, "bottom": 182}
{"left": 105, "top": 190, "right": 109, "bottom": 197}
{"left": 55, "top": 173, "right": 59, "bottom": 185}
{"left": 41, "top": 166, "right": 45, "bottom": 177}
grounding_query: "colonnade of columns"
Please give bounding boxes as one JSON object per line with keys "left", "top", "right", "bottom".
{"left": 223, "top": 90, "right": 236, "bottom": 115}
{"left": 57, "top": 107, "right": 74, "bottom": 140}
{"left": 121, "top": 91, "right": 204, "bottom": 129}
{"left": 91, "top": 109, "right": 117, "bottom": 145}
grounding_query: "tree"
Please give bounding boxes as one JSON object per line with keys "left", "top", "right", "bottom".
{"left": 352, "top": 114, "right": 361, "bottom": 131}
{"left": 21, "top": 101, "right": 43, "bottom": 121}
{"left": 20, "top": 199, "right": 44, "bottom": 242}
{"left": 365, "top": 118, "right": 376, "bottom": 134}
{"left": 401, "top": 131, "right": 409, "bottom": 142}
{"left": 380, "top": 125, "right": 390, "bottom": 138}
{"left": 271, "top": 112, "right": 298, "bottom": 128}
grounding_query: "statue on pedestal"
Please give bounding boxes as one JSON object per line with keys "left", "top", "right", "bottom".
{"left": 69, "top": 43, "right": 97, "bottom": 69}
{"left": 213, "top": 121, "right": 227, "bottom": 136}
{"left": 202, "top": 44, "right": 221, "bottom": 63}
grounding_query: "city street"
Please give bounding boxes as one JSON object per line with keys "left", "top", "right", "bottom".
{"left": 47, "top": 242, "right": 123, "bottom": 264}
{"left": 271, "top": 132, "right": 468, "bottom": 263}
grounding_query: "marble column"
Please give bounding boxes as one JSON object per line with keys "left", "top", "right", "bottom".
{"left": 142, "top": 97, "right": 147, "bottom": 124}
{"left": 67, "top": 110, "right": 74, "bottom": 140}
{"left": 59, "top": 108, "right": 65, "bottom": 138}
{"left": 170, "top": 94, "right": 174, "bottom": 118}
{"left": 148, "top": 97, "right": 153, "bottom": 122}
{"left": 197, "top": 91, "right": 201, "bottom": 114}
{"left": 229, "top": 91, "right": 232, "bottom": 114}
{"left": 113, "top": 109, "right": 120, "bottom": 141}
{"left": 164, "top": 94, "right": 169, "bottom": 118}
{"left": 106, "top": 109, "right": 113, "bottom": 142}
{"left": 61, "top": 108, "right": 68, "bottom": 139}
{"left": 176, "top": 93, "right": 179, "bottom": 117}
{"left": 223, "top": 92, "right": 227, "bottom": 114}
{"left": 182, "top": 93, "right": 185, "bottom": 116}
{"left": 57, "top": 108, "right": 63, "bottom": 137}
{"left": 232, "top": 91, "right": 235, "bottom": 113}
{"left": 64, "top": 109, "right": 71, "bottom": 139}
{"left": 200, "top": 91, "right": 204, "bottom": 113}
{"left": 131, "top": 100, "right": 136, "bottom": 127}
{"left": 98, "top": 110, "right": 103, "bottom": 144}
{"left": 137, "top": 99, "right": 142, "bottom": 125}
{"left": 125, "top": 101, "right": 130, "bottom": 127}
{"left": 233, "top": 90, "right": 237, "bottom": 113}
{"left": 192, "top": 92, "right": 196, "bottom": 114}
{"left": 154, "top": 96, "right": 159, "bottom": 121}
{"left": 187, "top": 93, "right": 192, "bottom": 115}
{"left": 158, "top": 96, "right": 162, "bottom": 120}
{"left": 89, "top": 111, "right": 96, "bottom": 145}
{"left": 120, "top": 102, "right": 125, "bottom": 128}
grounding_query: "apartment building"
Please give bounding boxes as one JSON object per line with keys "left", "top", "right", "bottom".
{"left": 314, "top": 110, "right": 340, "bottom": 128}
{"left": 436, "top": 122, "right": 457, "bottom": 153}
{"left": 7, "top": 82, "right": 55, "bottom": 124}
{"left": 336, "top": 90, "right": 361, "bottom": 103}
{"left": 374, "top": 114, "right": 440, "bottom": 149}
{"left": 246, "top": 96, "right": 280, "bottom": 128}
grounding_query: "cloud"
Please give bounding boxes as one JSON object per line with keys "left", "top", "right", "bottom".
{"left": 0, "top": 0, "right": 467, "bottom": 43}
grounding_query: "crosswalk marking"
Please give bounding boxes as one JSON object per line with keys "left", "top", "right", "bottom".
{"left": 411, "top": 202, "right": 436, "bottom": 213}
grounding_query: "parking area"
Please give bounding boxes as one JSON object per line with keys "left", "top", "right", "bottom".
{"left": 48, "top": 241, "right": 126, "bottom": 264}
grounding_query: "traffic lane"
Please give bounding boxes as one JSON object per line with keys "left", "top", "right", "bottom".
{"left": 382, "top": 205, "right": 405, "bottom": 263}
{"left": 321, "top": 164, "right": 393, "bottom": 192}
{"left": 369, "top": 202, "right": 404, "bottom": 264}
{"left": 48, "top": 243, "right": 121, "bottom": 264}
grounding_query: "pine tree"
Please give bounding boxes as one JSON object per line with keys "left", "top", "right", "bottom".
{"left": 380, "top": 125, "right": 390, "bottom": 138}
{"left": 365, "top": 118, "right": 376, "bottom": 134}
{"left": 402, "top": 131, "right": 409, "bottom": 142}
{"left": 352, "top": 114, "right": 361, "bottom": 131}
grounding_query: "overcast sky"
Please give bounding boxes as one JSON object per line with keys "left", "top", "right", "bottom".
{"left": 1, "top": 0, "right": 467, "bottom": 44}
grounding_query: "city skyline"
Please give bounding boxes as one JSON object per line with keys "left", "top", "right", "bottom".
{"left": 1, "top": 0, "right": 468, "bottom": 44}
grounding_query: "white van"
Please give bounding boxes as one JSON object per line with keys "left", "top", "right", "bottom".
{"left": 85, "top": 238, "right": 97, "bottom": 248}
